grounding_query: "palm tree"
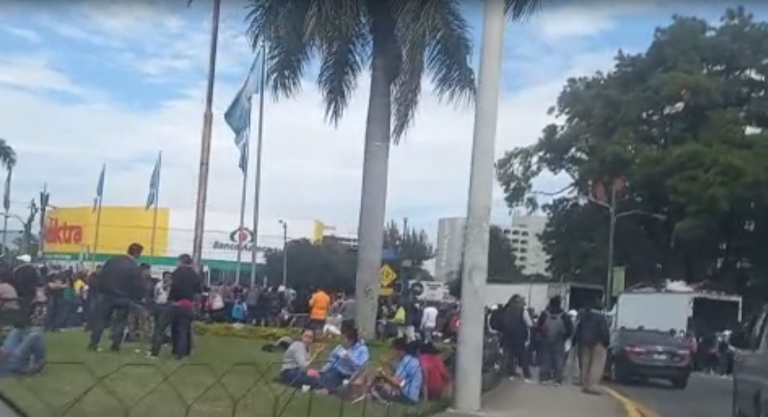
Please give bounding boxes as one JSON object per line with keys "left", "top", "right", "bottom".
{"left": 0, "top": 139, "right": 17, "bottom": 170}
{"left": 245, "top": 0, "right": 541, "bottom": 336}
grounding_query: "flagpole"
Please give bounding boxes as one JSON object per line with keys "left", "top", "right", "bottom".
{"left": 249, "top": 41, "right": 267, "bottom": 288}
{"left": 150, "top": 152, "right": 162, "bottom": 260}
{"left": 235, "top": 131, "right": 251, "bottom": 285}
{"left": 2, "top": 168, "right": 10, "bottom": 260}
{"left": 192, "top": 0, "right": 222, "bottom": 269}
{"left": 92, "top": 195, "right": 103, "bottom": 269}
{"left": 92, "top": 164, "right": 105, "bottom": 269}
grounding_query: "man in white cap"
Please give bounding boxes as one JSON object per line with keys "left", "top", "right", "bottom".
{"left": 564, "top": 309, "right": 580, "bottom": 384}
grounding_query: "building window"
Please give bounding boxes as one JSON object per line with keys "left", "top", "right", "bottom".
{"left": 521, "top": 231, "right": 529, "bottom": 236}
{"left": 520, "top": 240, "right": 528, "bottom": 245}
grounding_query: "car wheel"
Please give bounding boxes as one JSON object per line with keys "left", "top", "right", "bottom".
{"left": 671, "top": 377, "right": 688, "bottom": 390}
{"left": 610, "top": 362, "right": 627, "bottom": 384}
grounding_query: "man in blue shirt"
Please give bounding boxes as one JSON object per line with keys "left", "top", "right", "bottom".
{"left": 318, "top": 327, "right": 370, "bottom": 392}
{"left": 373, "top": 338, "right": 423, "bottom": 404}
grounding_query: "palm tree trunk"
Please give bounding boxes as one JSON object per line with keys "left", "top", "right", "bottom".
{"left": 354, "top": 48, "right": 392, "bottom": 339}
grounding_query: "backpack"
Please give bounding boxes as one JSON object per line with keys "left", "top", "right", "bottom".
{"left": 542, "top": 311, "right": 566, "bottom": 342}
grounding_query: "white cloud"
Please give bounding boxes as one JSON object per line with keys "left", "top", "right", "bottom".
{"left": 1, "top": 26, "right": 41, "bottom": 43}
{"left": 532, "top": 3, "right": 658, "bottom": 40}
{"left": 0, "top": 4, "right": 621, "bottom": 247}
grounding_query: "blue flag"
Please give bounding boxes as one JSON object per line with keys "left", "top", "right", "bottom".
{"left": 146, "top": 152, "right": 162, "bottom": 210}
{"left": 224, "top": 49, "right": 263, "bottom": 173}
{"left": 93, "top": 164, "right": 105, "bottom": 212}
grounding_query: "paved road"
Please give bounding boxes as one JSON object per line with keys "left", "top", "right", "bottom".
{"left": 610, "top": 373, "right": 732, "bottom": 417}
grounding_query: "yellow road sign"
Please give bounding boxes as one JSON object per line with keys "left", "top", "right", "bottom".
{"left": 379, "top": 264, "right": 397, "bottom": 286}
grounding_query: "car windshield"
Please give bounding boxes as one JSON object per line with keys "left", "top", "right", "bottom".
{"left": 621, "top": 330, "right": 682, "bottom": 346}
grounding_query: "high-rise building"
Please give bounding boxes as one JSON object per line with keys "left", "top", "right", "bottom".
{"left": 434, "top": 217, "right": 466, "bottom": 282}
{"left": 506, "top": 215, "right": 549, "bottom": 277}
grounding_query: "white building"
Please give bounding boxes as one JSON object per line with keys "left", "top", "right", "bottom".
{"left": 505, "top": 215, "right": 549, "bottom": 277}
{"left": 434, "top": 217, "right": 466, "bottom": 282}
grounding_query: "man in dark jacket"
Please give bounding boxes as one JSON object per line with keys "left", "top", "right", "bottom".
{"left": 88, "top": 243, "right": 145, "bottom": 352}
{"left": 167, "top": 254, "right": 202, "bottom": 359}
{"left": 501, "top": 294, "right": 533, "bottom": 381}
{"left": 536, "top": 295, "right": 573, "bottom": 385}
{"left": 573, "top": 296, "right": 610, "bottom": 394}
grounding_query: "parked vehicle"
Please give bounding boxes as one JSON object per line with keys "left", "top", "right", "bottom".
{"left": 606, "top": 328, "right": 692, "bottom": 389}
{"left": 732, "top": 303, "right": 768, "bottom": 417}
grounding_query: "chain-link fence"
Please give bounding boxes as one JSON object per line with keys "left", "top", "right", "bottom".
{"left": 0, "top": 360, "right": 449, "bottom": 417}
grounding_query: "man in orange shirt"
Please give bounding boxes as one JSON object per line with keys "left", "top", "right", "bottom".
{"left": 308, "top": 287, "right": 331, "bottom": 332}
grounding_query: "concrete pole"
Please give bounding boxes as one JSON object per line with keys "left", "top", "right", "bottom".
{"left": 454, "top": 1, "right": 506, "bottom": 413}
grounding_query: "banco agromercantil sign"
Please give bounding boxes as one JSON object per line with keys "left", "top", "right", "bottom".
{"left": 212, "top": 228, "right": 270, "bottom": 252}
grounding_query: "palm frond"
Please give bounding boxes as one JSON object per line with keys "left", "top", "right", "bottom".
{"left": 504, "top": 0, "right": 543, "bottom": 21}
{"left": 0, "top": 139, "right": 17, "bottom": 169}
{"left": 245, "top": 0, "right": 314, "bottom": 99}
{"left": 391, "top": 0, "right": 474, "bottom": 141}
{"left": 313, "top": 0, "right": 368, "bottom": 124}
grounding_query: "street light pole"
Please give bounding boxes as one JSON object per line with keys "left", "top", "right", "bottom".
{"left": 279, "top": 220, "right": 288, "bottom": 288}
{"left": 606, "top": 186, "right": 617, "bottom": 305}
{"left": 454, "top": 0, "right": 506, "bottom": 413}
{"left": 590, "top": 184, "right": 666, "bottom": 307}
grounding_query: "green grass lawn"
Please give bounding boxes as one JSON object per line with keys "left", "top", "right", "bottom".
{"left": 0, "top": 330, "right": 444, "bottom": 417}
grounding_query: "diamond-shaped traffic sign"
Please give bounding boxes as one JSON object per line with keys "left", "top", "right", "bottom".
{"left": 379, "top": 264, "right": 397, "bottom": 286}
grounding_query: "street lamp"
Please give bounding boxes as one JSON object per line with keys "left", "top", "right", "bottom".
{"left": 590, "top": 189, "right": 666, "bottom": 306}
{"left": 2, "top": 213, "right": 27, "bottom": 259}
{"left": 278, "top": 220, "right": 288, "bottom": 288}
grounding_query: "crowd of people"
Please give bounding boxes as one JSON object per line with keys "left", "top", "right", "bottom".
{"left": 486, "top": 294, "right": 612, "bottom": 395}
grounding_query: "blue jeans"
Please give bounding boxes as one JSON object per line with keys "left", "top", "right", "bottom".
{"left": 278, "top": 368, "right": 319, "bottom": 388}
{"left": 0, "top": 328, "right": 46, "bottom": 377}
{"left": 319, "top": 367, "right": 349, "bottom": 391}
{"left": 88, "top": 295, "right": 130, "bottom": 351}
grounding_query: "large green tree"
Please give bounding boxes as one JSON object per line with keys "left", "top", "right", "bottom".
{"left": 382, "top": 219, "right": 434, "bottom": 266}
{"left": 245, "top": 0, "right": 541, "bottom": 336}
{"left": 263, "top": 239, "right": 357, "bottom": 291}
{"left": 496, "top": 8, "right": 768, "bottom": 304}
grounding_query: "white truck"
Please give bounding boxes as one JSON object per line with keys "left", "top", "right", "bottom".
{"left": 611, "top": 290, "right": 742, "bottom": 334}
{"left": 484, "top": 282, "right": 603, "bottom": 313}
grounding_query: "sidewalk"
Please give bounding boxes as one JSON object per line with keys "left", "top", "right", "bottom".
{"left": 437, "top": 381, "right": 626, "bottom": 417}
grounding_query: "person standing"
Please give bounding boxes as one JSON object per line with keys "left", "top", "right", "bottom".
{"left": 167, "top": 254, "right": 202, "bottom": 360}
{"left": 148, "top": 272, "right": 171, "bottom": 357}
{"left": 308, "top": 286, "right": 331, "bottom": 332}
{"left": 536, "top": 296, "right": 573, "bottom": 386}
{"left": 421, "top": 303, "right": 439, "bottom": 344}
{"left": 574, "top": 297, "right": 610, "bottom": 395}
{"left": 339, "top": 289, "right": 357, "bottom": 333}
{"left": 88, "top": 243, "right": 145, "bottom": 352}
{"left": 501, "top": 294, "right": 533, "bottom": 382}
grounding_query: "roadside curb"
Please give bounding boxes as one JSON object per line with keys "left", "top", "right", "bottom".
{"left": 602, "top": 387, "right": 659, "bottom": 417}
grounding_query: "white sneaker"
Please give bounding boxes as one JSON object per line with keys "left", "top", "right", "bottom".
{"left": 507, "top": 376, "right": 516, "bottom": 382}
{"left": 523, "top": 379, "right": 534, "bottom": 384}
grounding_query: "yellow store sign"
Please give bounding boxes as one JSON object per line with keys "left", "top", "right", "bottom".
{"left": 44, "top": 206, "right": 169, "bottom": 256}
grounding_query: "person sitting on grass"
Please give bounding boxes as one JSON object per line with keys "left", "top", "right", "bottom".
{"left": 278, "top": 328, "right": 323, "bottom": 387}
{"left": 369, "top": 338, "right": 423, "bottom": 405}
{"left": 0, "top": 327, "right": 46, "bottom": 377}
{"left": 317, "top": 327, "right": 369, "bottom": 393}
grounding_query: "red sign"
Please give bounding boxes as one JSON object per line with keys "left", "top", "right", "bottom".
{"left": 45, "top": 218, "right": 83, "bottom": 245}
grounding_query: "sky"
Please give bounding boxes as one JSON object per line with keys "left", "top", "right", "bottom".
{"left": 0, "top": 0, "right": 765, "bottom": 243}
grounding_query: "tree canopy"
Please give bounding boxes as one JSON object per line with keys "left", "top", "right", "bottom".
{"left": 495, "top": 8, "right": 768, "bottom": 304}
{"left": 263, "top": 239, "right": 357, "bottom": 291}
{"left": 382, "top": 220, "right": 435, "bottom": 266}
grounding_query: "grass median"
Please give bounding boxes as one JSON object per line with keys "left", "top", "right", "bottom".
{"left": 0, "top": 327, "right": 447, "bottom": 417}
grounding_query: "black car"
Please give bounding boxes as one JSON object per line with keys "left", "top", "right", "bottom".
{"left": 606, "top": 328, "right": 692, "bottom": 389}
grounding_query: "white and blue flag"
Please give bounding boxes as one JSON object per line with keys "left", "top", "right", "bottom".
{"left": 146, "top": 152, "right": 162, "bottom": 210}
{"left": 224, "top": 50, "right": 264, "bottom": 173}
